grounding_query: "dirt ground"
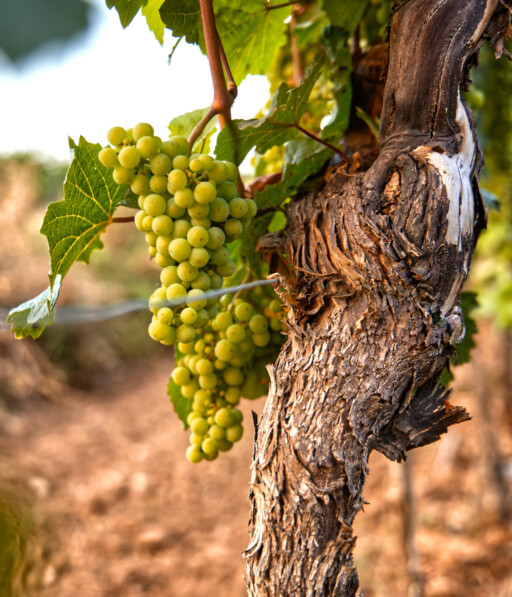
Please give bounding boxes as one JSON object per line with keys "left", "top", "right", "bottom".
{"left": 0, "top": 343, "right": 511, "bottom": 597}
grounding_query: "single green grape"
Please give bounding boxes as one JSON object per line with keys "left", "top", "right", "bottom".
{"left": 99, "top": 147, "right": 119, "bottom": 168}
{"left": 179, "top": 342, "right": 196, "bottom": 355}
{"left": 150, "top": 175, "right": 169, "bottom": 194}
{"left": 226, "top": 424, "right": 243, "bottom": 443}
{"left": 194, "top": 181, "right": 217, "bottom": 204}
{"left": 202, "top": 437, "right": 218, "bottom": 456}
{"left": 171, "top": 219, "right": 192, "bottom": 239}
{"left": 246, "top": 198, "right": 258, "bottom": 218}
{"left": 207, "top": 161, "right": 229, "bottom": 183}
{"left": 186, "top": 289, "right": 207, "bottom": 310}
{"left": 150, "top": 154, "right": 172, "bottom": 176}
{"left": 177, "top": 261, "right": 199, "bottom": 282}
{"left": 196, "top": 359, "right": 214, "bottom": 376}
{"left": 174, "top": 188, "right": 195, "bottom": 208}
{"left": 199, "top": 373, "right": 218, "bottom": 390}
{"left": 172, "top": 365, "right": 191, "bottom": 385}
{"left": 226, "top": 324, "right": 246, "bottom": 344}
{"left": 224, "top": 218, "right": 243, "bottom": 237}
{"left": 131, "top": 174, "right": 151, "bottom": 196}
{"left": 191, "top": 417, "right": 209, "bottom": 436}
{"left": 186, "top": 226, "right": 208, "bottom": 248}
{"left": 168, "top": 169, "right": 188, "bottom": 193}
{"left": 166, "top": 283, "right": 188, "bottom": 301}
{"left": 225, "top": 387, "right": 241, "bottom": 405}
{"left": 249, "top": 314, "right": 269, "bottom": 334}
{"left": 107, "top": 126, "right": 127, "bottom": 146}
{"left": 215, "top": 312, "right": 233, "bottom": 330}
{"left": 190, "top": 216, "right": 211, "bottom": 229}
{"left": 191, "top": 271, "right": 211, "bottom": 291}
{"left": 152, "top": 214, "right": 173, "bottom": 236}
{"left": 216, "top": 259, "right": 236, "bottom": 278}
{"left": 169, "top": 135, "right": 189, "bottom": 156}
{"left": 214, "top": 339, "right": 236, "bottom": 362}
{"left": 118, "top": 146, "right": 141, "bottom": 169}
{"left": 144, "top": 194, "right": 167, "bottom": 217}
{"left": 225, "top": 162, "right": 239, "bottom": 182}
{"left": 189, "top": 158, "right": 203, "bottom": 173}
{"left": 156, "top": 235, "right": 172, "bottom": 255}
{"left": 176, "top": 324, "right": 196, "bottom": 343}
{"left": 252, "top": 331, "right": 271, "bottom": 347}
{"left": 217, "top": 181, "right": 238, "bottom": 200}
{"left": 173, "top": 155, "right": 189, "bottom": 170}
{"left": 189, "top": 247, "right": 210, "bottom": 268}
{"left": 113, "top": 166, "right": 135, "bottom": 185}
{"left": 155, "top": 252, "right": 174, "bottom": 268}
{"left": 194, "top": 309, "right": 210, "bottom": 328}
{"left": 206, "top": 227, "right": 225, "bottom": 250}
{"left": 133, "top": 122, "right": 154, "bottom": 142}
{"left": 148, "top": 246, "right": 157, "bottom": 258}
{"left": 142, "top": 215, "right": 154, "bottom": 231}
{"left": 145, "top": 231, "right": 158, "bottom": 247}
{"left": 229, "top": 197, "right": 248, "bottom": 219}
{"left": 209, "top": 272, "right": 223, "bottom": 289}
{"left": 161, "top": 265, "right": 180, "bottom": 286}
{"left": 169, "top": 238, "right": 192, "bottom": 262}
{"left": 148, "top": 320, "right": 174, "bottom": 343}
{"left": 157, "top": 307, "right": 174, "bottom": 325}
{"left": 224, "top": 367, "right": 244, "bottom": 386}
{"left": 166, "top": 198, "right": 186, "bottom": 219}
{"left": 214, "top": 407, "right": 234, "bottom": 428}
{"left": 197, "top": 154, "right": 214, "bottom": 170}
{"left": 134, "top": 210, "right": 146, "bottom": 231}
{"left": 186, "top": 445, "right": 203, "bottom": 463}
{"left": 211, "top": 246, "right": 229, "bottom": 266}
{"left": 180, "top": 307, "right": 198, "bottom": 325}
{"left": 160, "top": 139, "right": 179, "bottom": 158}
{"left": 188, "top": 202, "right": 209, "bottom": 219}
{"left": 136, "top": 135, "right": 159, "bottom": 159}
{"left": 235, "top": 302, "right": 254, "bottom": 322}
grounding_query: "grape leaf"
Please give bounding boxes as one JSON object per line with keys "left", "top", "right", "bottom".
{"left": 213, "top": 0, "right": 291, "bottom": 84}
{"left": 107, "top": 0, "right": 146, "bottom": 28}
{"left": 142, "top": 0, "right": 166, "bottom": 44}
{"left": 6, "top": 275, "right": 62, "bottom": 340}
{"left": 159, "top": 0, "right": 201, "bottom": 44}
{"left": 168, "top": 374, "right": 193, "bottom": 428}
{"left": 321, "top": 0, "right": 369, "bottom": 35}
{"left": 168, "top": 108, "right": 217, "bottom": 153}
{"left": 215, "top": 55, "right": 325, "bottom": 165}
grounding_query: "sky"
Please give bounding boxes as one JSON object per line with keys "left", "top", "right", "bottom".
{"left": 0, "top": 0, "right": 269, "bottom": 163}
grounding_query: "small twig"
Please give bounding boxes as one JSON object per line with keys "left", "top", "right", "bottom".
{"left": 265, "top": 1, "right": 297, "bottom": 10}
{"left": 295, "top": 124, "right": 350, "bottom": 163}
{"left": 188, "top": 106, "right": 218, "bottom": 152}
{"left": 111, "top": 216, "right": 135, "bottom": 224}
{"left": 256, "top": 206, "right": 285, "bottom": 217}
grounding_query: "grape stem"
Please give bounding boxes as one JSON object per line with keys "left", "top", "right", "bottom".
{"left": 188, "top": 0, "right": 237, "bottom": 151}
{"left": 111, "top": 216, "right": 135, "bottom": 224}
{"left": 295, "top": 124, "right": 350, "bottom": 163}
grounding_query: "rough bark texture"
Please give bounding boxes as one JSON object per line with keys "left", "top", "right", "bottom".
{"left": 245, "top": 1, "right": 511, "bottom": 596}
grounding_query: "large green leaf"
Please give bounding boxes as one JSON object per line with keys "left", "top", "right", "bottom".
{"left": 6, "top": 276, "right": 62, "bottom": 339}
{"left": 213, "top": 0, "right": 291, "bottom": 84}
{"left": 106, "top": 0, "right": 146, "bottom": 28}
{"left": 215, "top": 55, "right": 325, "bottom": 165}
{"left": 168, "top": 107, "right": 217, "bottom": 153}
{"left": 159, "top": 0, "right": 201, "bottom": 44}
{"left": 321, "top": 0, "right": 369, "bottom": 35}
{"left": 142, "top": 0, "right": 166, "bottom": 44}
{"left": 8, "top": 137, "right": 127, "bottom": 340}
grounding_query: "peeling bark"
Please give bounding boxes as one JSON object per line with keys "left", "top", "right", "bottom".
{"left": 245, "top": 1, "right": 511, "bottom": 596}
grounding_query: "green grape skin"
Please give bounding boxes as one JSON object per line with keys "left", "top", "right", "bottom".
{"left": 133, "top": 122, "right": 154, "bottom": 142}
{"left": 270, "top": 318, "right": 282, "bottom": 332}
{"left": 191, "top": 417, "right": 209, "bottom": 436}
{"left": 189, "top": 158, "right": 203, "bottom": 173}
{"left": 176, "top": 324, "right": 196, "bottom": 343}
{"left": 269, "top": 299, "right": 281, "bottom": 312}
{"left": 171, "top": 219, "right": 192, "bottom": 239}
{"left": 215, "top": 311, "right": 233, "bottom": 330}
{"left": 150, "top": 175, "right": 169, "bottom": 194}
{"left": 226, "top": 324, "right": 246, "bottom": 344}
{"left": 246, "top": 198, "right": 258, "bottom": 218}
{"left": 189, "top": 433, "right": 203, "bottom": 446}
{"left": 190, "top": 217, "right": 211, "bottom": 229}
{"left": 99, "top": 147, "right": 119, "bottom": 168}
{"left": 156, "top": 235, "right": 172, "bottom": 255}
{"left": 179, "top": 342, "right": 196, "bottom": 355}
{"left": 188, "top": 202, "right": 209, "bottom": 219}
{"left": 177, "top": 261, "right": 199, "bottom": 282}
{"left": 173, "top": 155, "right": 189, "bottom": 170}
{"left": 225, "top": 162, "right": 239, "bottom": 182}
{"left": 169, "top": 135, "right": 190, "bottom": 156}
{"left": 208, "top": 424, "right": 226, "bottom": 441}
{"left": 137, "top": 195, "right": 146, "bottom": 209}
{"left": 107, "top": 126, "right": 127, "bottom": 146}
{"left": 226, "top": 424, "right": 243, "bottom": 443}
{"left": 169, "top": 238, "right": 192, "bottom": 262}
{"left": 136, "top": 135, "right": 159, "bottom": 159}
{"left": 235, "top": 302, "right": 254, "bottom": 322}
{"left": 249, "top": 314, "right": 269, "bottom": 334}
{"left": 217, "top": 181, "right": 238, "bottom": 200}
{"left": 206, "top": 227, "right": 225, "bottom": 250}
{"left": 214, "top": 339, "right": 235, "bottom": 362}
{"left": 155, "top": 252, "right": 174, "bottom": 268}
{"left": 229, "top": 197, "right": 248, "bottom": 218}
{"left": 157, "top": 307, "right": 173, "bottom": 325}
{"left": 202, "top": 438, "right": 218, "bottom": 457}
{"left": 194, "top": 389, "right": 212, "bottom": 407}
{"left": 224, "top": 218, "right": 243, "bottom": 237}
{"left": 152, "top": 214, "right": 173, "bottom": 236}
{"left": 161, "top": 265, "right": 180, "bottom": 286}
{"left": 166, "top": 198, "right": 186, "bottom": 219}
{"left": 144, "top": 194, "right": 167, "bottom": 217}
{"left": 194, "top": 309, "right": 210, "bottom": 328}
{"left": 199, "top": 373, "right": 218, "bottom": 390}
{"left": 225, "top": 386, "right": 241, "bottom": 405}
{"left": 142, "top": 214, "right": 154, "bottom": 231}
{"left": 214, "top": 407, "right": 234, "bottom": 428}
{"left": 189, "top": 247, "right": 210, "bottom": 268}
{"left": 160, "top": 139, "right": 180, "bottom": 159}
{"left": 172, "top": 366, "right": 191, "bottom": 386}
{"left": 186, "top": 445, "right": 203, "bottom": 463}
{"left": 180, "top": 307, "right": 198, "bottom": 325}
{"left": 209, "top": 272, "right": 223, "bottom": 290}
{"left": 198, "top": 154, "right": 214, "bottom": 170}
{"left": 231, "top": 408, "right": 243, "bottom": 424}
{"left": 252, "top": 331, "right": 271, "bottom": 347}
{"left": 166, "top": 283, "right": 187, "bottom": 301}
{"left": 113, "top": 166, "right": 135, "bottom": 185}
{"left": 196, "top": 359, "right": 214, "bottom": 376}
{"left": 211, "top": 246, "right": 229, "bottom": 266}
{"left": 134, "top": 210, "right": 146, "bottom": 232}
{"left": 223, "top": 367, "right": 245, "bottom": 386}
{"left": 148, "top": 320, "right": 174, "bottom": 343}
{"left": 150, "top": 154, "right": 172, "bottom": 176}
{"left": 131, "top": 174, "right": 151, "bottom": 196}
{"left": 148, "top": 246, "right": 158, "bottom": 258}
{"left": 145, "top": 231, "right": 158, "bottom": 247}
{"left": 216, "top": 259, "right": 236, "bottom": 278}
{"left": 186, "top": 289, "right": 207, "bottom": 310}
{"left": 194, "top": 181, "right": 217, "bottom": 204}
{"left": 168, "top": 169, "right": 188, "bottom": 193}
{"left": 191, "top": 271, "right": 211, "bottom": 290}
{"left": 174, "top": 188, "right": 195, "bottom": 208}
{"left": 118, "top": 146, "right": 141, "bottom": 169}
{"left": 207, "top": 161, "right": 229, "bottom": 183}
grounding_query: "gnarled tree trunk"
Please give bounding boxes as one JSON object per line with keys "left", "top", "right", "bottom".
{"left": 245, "top": 1, "right": 511, "bottom": 595}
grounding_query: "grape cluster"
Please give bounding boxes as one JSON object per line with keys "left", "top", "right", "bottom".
{"left": 98, "top": 123, "right": 258, "bottom": 346}
{"left": 172, "top": 296, "right": 287, "bottom": 463}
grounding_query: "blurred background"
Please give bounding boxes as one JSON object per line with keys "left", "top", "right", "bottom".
{"left": 0, "top": 1, "right": 511, "bottom": 596}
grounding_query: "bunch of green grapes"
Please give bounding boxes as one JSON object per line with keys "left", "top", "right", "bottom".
{"left": 98, "top": 123, "right": 258, "bottom": 346}
{"left": 171, "top": 295, "right": 287, "bottom": 463}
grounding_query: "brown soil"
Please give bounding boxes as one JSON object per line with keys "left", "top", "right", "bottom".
{"left": 0, "top": 346, "right": 511, "bottom": 597}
